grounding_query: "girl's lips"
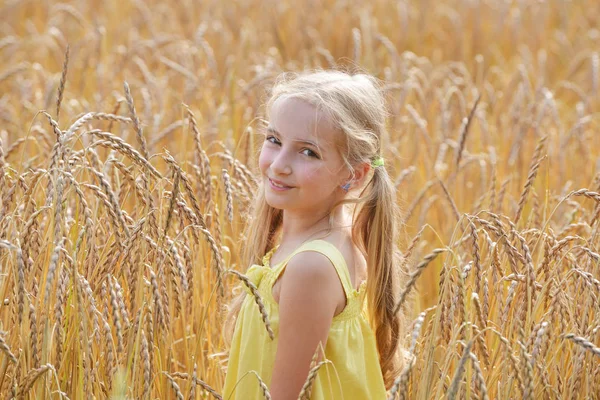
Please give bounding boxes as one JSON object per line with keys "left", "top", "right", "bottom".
{"left": 268, "top": 178, "right": 293, "bottom": 191}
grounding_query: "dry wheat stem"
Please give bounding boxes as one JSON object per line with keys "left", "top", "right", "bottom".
{"left": 29, "top": 303, "right": 40, "bottom": 367}
{"left": 531, "top": 321, "right": 549, "bottom": 365}
{"left": 187, "top": 376, "right": 222, "bottom": 400}
{"left": 394, "top": 248, "right": 446, "bottom": 315}
{"left": 41, "top": 111, "right": 63, "bottom": 140}
{"left": 244, "top": 371, "right": 272, "bottom": 400}
{"left": 17, "top": 363, "right": 55, "bottom": 396}
{"left": 222, "top": 168, "right": 234, "bottom": 222}
{"left": 387, "top": 307, "right": 434, "bottom": 400}
{"left": 184, "top": 103, "right": 204, "bottom": 170}
{"left": 469, "top": 352, "right": 489, "bottom": 400}
{"left": 147, "top": 265, "right": 167, "bottom": 330}
{"left": 402, "top": 180, "right": 437, "bottom": 224}
{"left": 107, "top": 275, "right": 124, "bottom": 353}
{"left": 55, "top": 44, "right": 69, "bottom": 122}
{"left": 145, "top": 304, "right": 154, "bottom": 390}
{"left": 197, "top": 226, "right": 225, "bottom": 296}
{"left": 455, "top": 94, "right": 481, "bottom": 168}
{"left": 438, "top": 178, "right": 460, "bottom": 222}
{"left": 447, "top": 340, "right": 474, "bottom": 400}
{"left": 163, "top": 372, "right": 185, "bottom": 400}
{"left": 0, "top": 137, "right": 6, "bottom": 193}
{"left": 91, "top": 165, "right": 130, "bottom": 238}
{"left": 169, "top": 239, "right": 189, "bottom": 292}
{"left": 163, "top": 152, "right": 206, "bottom": 228}
{"left": 466, "top": 216, "right": 483, "bottom": 295}
{"left": 44, "top": 238, "right": 65, "bottom": 304}
{"left": 394, "top": 166, "right": 416, "bottom": 188}
{"left": 563, "top": 334, "right": 600, "bottom": 357}
{"left": 149, "top": 120, "right": 184, "bottom": 148}
{"left": 189, "top": 363, "right": 197, "bottom": 400}
{"left": 514, "top": 135, "right": 548, "bottom": 226}
{"left": 228, "top": 269, "right": 274, "bottom": 340}
{"left": 124, "top": 82, "right": 149, "bottom": 158}
{"left": 387, "top": 356, "right": 415, "bottom": 400}
{"left": 0, "top": 332, "right": 17, "bottom": 364}
{"left": 85, "top": 130, "right": 161, "bottom": 178}
{"left": 163, "top": 169, "right": 181, "bottom": 240}
{"left": 64, "top": 112, "right": 132, "bottom": 141}
{"left": 297, "top": 360, "right": 332, "bottom": 400}
{"left": 124, "top": 81, "right": 159, "bottom": 239}
{"left": 0, "top": 62, "right": 28, "bottom": 83}
{"left": 517, "top": 340, "right": 535, "bottom": 400}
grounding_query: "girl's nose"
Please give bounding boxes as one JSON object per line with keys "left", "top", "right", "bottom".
{"left": 270, "top": 152, "right": 292, "bottom": 175}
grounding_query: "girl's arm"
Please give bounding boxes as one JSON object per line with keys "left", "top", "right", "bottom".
{"left": 269, "top": 251, "right": 344, "bottom": 400}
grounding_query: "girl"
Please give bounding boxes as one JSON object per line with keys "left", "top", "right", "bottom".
{"left": 223, "top": 70, "right": 409, "bottom": 399}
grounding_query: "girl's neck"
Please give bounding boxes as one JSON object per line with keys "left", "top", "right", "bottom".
{"left": 278, "top": 206, "right": 351, "bottom": 247}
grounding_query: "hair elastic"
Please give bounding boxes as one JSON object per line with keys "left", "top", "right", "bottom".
{"left": 371, "top": 156, "right": 385, "bottom": 168}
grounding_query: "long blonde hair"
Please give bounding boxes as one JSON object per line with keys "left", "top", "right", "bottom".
{"left": 224, "top": 69, "right": 409, "bottom": 389}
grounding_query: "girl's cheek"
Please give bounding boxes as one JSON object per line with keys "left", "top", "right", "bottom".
{"left": 302, "top": 165, "right": 322, "bottom": 180}
{"left": 258, "top": 147, "right": 272, "bottom": 172}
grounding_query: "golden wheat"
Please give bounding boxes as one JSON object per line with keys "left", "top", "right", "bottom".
{"left": 1, "top": 1, "right": 599, "bottom": 399}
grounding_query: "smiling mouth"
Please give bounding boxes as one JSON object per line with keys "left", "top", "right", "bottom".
{"left": 268, "top": 178, "right": 293, "bottom": 189}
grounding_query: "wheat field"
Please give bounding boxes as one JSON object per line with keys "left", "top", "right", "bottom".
{"left": 1, "top": 0, "right": 599, "bottom": 398}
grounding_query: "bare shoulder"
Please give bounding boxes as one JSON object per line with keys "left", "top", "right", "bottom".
{"left": 272, "top": 249, "right": 346, "bottom": 311}
{"left": 276, "top": 250, "right": 344, "bottom": 318}
{"left": 283, "top": 250, "right": 341, "bottom": 290}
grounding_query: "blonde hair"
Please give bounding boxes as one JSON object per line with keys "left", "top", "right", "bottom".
{"left": 224, "top": 69, "right": 409, "bottom": 389}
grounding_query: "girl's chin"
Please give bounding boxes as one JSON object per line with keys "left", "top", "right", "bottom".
{"left": 264, "top": 192, "right": 299, "bottom": 210}
{"left": 264, "top": 196, "right": 288, "bottom": 209}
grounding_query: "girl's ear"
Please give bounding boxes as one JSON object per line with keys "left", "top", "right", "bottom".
{"left": 350, "top": 161, "right": 371, "bottom": 187}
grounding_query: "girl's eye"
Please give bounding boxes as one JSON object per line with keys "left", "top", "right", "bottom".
{"left": 301, "top": 148, "right": 320, "bottom": 159}
{"left": 266, "top": 135, "right": 280, "bottom": 145}
{"left": 266, "top": 135, "right": 319, "bottom": 159}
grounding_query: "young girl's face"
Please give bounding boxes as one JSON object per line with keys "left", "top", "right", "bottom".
{"left": 259, "top": 96, "right": 348, "bottom": 213}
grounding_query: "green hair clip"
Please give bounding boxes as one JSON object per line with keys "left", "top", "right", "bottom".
{"left": 371, "top": 156, "right": 385, "bottom": 168}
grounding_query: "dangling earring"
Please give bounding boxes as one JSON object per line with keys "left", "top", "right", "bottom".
{"left": 341, "top": 181, "right": 351, "bottom": 192}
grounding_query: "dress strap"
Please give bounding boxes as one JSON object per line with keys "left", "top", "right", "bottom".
{"left": 270, "top": 239, "right": 355, "bottom": 300}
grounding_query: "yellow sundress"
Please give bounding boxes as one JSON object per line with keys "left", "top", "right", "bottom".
{"left": 222, "top": 239, "right": 387, "bottom": 399}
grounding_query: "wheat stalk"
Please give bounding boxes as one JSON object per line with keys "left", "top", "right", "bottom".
{"left": 514, "top": 135, "right": 547, "bottom": 226}
{"left": 228, "top": 269, "right": 274, "bottom": 340}
{"left": 454, "top": 94, "right": 481, "bottom": 168}
{"left": 469, "top": 352, "right": 489, "bottom": 400}
{"left": 164, "top": 372, "right": 186, "bottom": 400}
{"left": 163, "top": 169, "right": 181, "bottom": 240}
{"left": 0, "top": 332, "right": 17, "bottom": 364}
{"left": 17, "top": 363, "right": 55, "bottom": 396}
{"left": 221, "top": 168, "right": 234, "bottom": 222}
{"left": 387, "top": 307, "right": 434, "bottom": 400}
{"left": 86, "top": 130, "right": 161, "bottom": 178}
{"left": 563, "top": 334, "right": 600, "bottom": 357}
{"left": 55, "top": 45, "right": 69, "bottom": 121}
{"left": 191, "top": 375, "right": 222, "bottom": 399}
{"left": 438, "top": 178, "right": 460, "bottom": 221}
{"left": 197, "top": 226, "right": 225, "bottom": 296}
{"left": 394, "top": 248, "right": 446, "bottom": 315}
{"left": 163, "top": 152, "right": 206, "bottom": 228}
{"left": 297, "top": 360, "right": 332, "bottom": 400}
{"left": 447, "top": 340, "right": 474, "bottom": 400}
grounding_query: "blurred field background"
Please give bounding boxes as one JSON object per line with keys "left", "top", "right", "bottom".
{"left": 1, "top": 0, "right": 600, "bottom": 398}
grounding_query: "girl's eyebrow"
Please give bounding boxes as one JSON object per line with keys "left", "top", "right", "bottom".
{"left": 266, "top": 126, "right": 321, "bottom": 149}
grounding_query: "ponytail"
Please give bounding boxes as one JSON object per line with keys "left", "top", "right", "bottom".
{"left": 352, "top": 164, "right": 409, "bottom": 389}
